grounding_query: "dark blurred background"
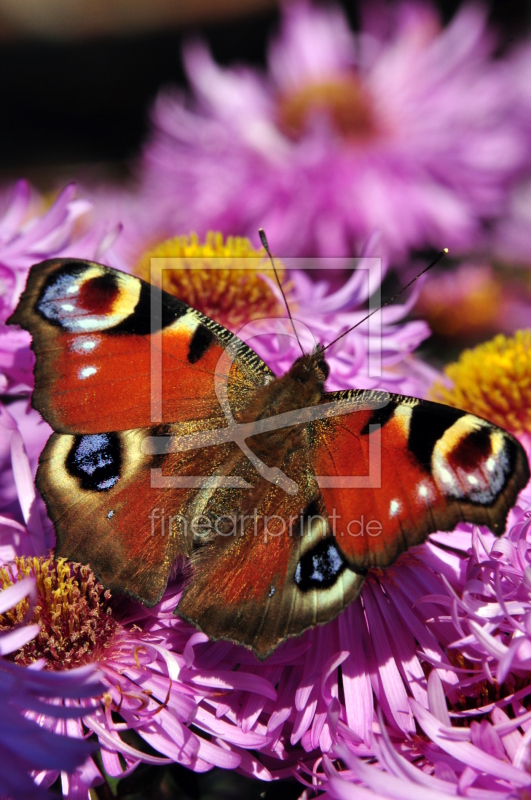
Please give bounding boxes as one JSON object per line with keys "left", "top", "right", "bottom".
{"left": 0, "top": 0, "right": 529, "bottom": 189}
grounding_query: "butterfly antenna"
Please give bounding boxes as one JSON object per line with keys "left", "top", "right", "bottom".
{"left": 259, "top": 228, "right": 305, "bottom": 356}
{"left": 321, "top": 248, "right": 449, "bottom": 354}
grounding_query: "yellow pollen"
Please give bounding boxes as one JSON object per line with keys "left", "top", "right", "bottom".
{"left": 277, "top": 75, "right": 379, "bottom": 141}
{"left": 430, "top": 330, "right": 531, "bottom": 434}
{"left": 0, "top": 556, "right": 119, "bottom": 668}
{"left": 136, "top": 231, "right": 291, "bottom": 330}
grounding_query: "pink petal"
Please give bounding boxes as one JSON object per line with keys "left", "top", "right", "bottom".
{"left": 412, "top": 701, "right": 530, "bottom": 786}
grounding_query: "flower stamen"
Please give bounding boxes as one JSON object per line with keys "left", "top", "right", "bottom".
{"left": 0, "top": 556, "right": 119, "bottom": 668}
{"left": 430, "top": 330, "right": 531, "bottom": 434}
{"left": 136, "top": 231, "right": 290, "bottom": 330}
{"left": 278, "top": 75, "right": 379, "bottom": 141}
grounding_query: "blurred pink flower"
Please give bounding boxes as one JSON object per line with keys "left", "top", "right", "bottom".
{"left": 491, "top": 41, "right": 531, "bottom": 266}
{"left": 493, "top": 177, "right": 531, "bottom": 267}
{"left": 139, "top": 1, "right": 531, "bottom": 260}
{"left": 0, "top": 576, "right": 103, "bottom": 800}
{"left": 415, "top": 262, "right": 531, "bottom": 344}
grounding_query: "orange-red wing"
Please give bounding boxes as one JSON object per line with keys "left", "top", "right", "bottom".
{"left": 8, "top": 259, "right": 272, "bottom": 434}
{"left": 310, "top": 390, "right": 530, "bottom": 572}
{"left": 177, "top": 445, "right": 365, "bottom": 660}
{"left": 38, "top": 428, "right": 249, "bottom": 606}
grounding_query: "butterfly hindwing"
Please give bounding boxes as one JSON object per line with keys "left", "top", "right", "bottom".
{"left": 176, "top": 440, "right": 365, "bottom": 659}
{"left": 38, "top": 428, "right": 253, "bottom": 605}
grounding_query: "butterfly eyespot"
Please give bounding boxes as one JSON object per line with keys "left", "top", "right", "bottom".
{"left": 66, "top": 433, "right": 122, "bottom": 492}
{"left": 294, "top": 539, "right": 346, "bottom": 591}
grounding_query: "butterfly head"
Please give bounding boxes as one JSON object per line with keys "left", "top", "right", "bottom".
{"left": 289, "top": 347, "right": 330, "bottom": 389}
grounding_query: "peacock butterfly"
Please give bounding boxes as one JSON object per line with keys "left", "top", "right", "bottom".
{"left": 8, "top": 257, "right": 530, "bottom": 659}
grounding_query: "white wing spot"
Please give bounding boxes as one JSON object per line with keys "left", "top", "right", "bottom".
{"left": 79, "top": 366, "right": 97, "bottom": 379}
{"left": 76, "top": 317, "right": 100, "bottom": 332}
{"left": 486, "top": 457, "right": 496, "bottom": 472}
{"left": 439, "top": 467, "right": 453, "bottom": 485}
{"left": 418, "top": 484, "right": 428, "bottom": 498}
{"left": 61, "top": 303, "right": 75, "bottom": 312}
{"left": 66, "top": 284, "right": 79, "bottom": 294}
{"left": 467, "top": 474, "right": 479, "bottom": 486}
{"left": 389, "top": 499, "right": 401, "bottom": 517}
{"left": 69, "top": 336, "right": 100, "bottom": 354}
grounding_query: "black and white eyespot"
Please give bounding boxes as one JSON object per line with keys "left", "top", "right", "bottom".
{"left": 36, "top": 261, "right": 189, "bottom": 335}
{"left": 294, "top": 539, "right": 347, "bottom": 591}
{"left": 66, "top": 433, "right": 122, "bottom": 492}
{"left": 37, "top": 264, "right": 141, "bottom": 332}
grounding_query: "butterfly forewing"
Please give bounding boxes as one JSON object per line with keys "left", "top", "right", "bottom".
{"left": 9, "top": 258, "right": 273, "bottom": 433}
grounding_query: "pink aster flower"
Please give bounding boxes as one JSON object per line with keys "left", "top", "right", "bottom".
{"left": 92, "top": 479, "right": 528, "bottom": 796}
{"left": 0, "top": 432, "right": 271, "bottom": 798}
{"left": 139, "top": 1, "right": 531, "bottom": 260}
{"left": 0, "top": 576, "right": 103, "bottom": 800}
{"left": 320, "top": 486, "right": 531, "bottom": 800}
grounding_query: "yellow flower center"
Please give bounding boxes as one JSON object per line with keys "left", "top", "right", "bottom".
{"left": 136, "top": 232, "right": 290, "bottom": 330}
{"left": 430, "top": 330, "right": 531, "bottom": 434}
{"left": 277, "top": 75, "right": 379, "bottom": 141}
{"left": 0, "top": 556, "right": 118, "bottom": 669}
